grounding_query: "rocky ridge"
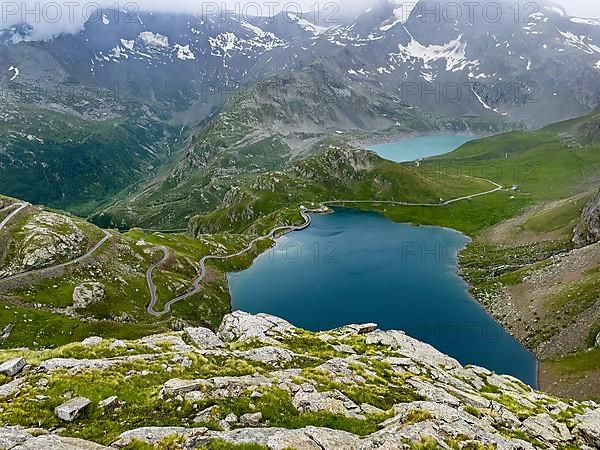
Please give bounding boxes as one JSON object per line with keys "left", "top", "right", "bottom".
{"left": 1, "top": 311, "right": 600, "bottom": 449}
{"left": 573, "top": 189, "right": 600, "bottom": 248}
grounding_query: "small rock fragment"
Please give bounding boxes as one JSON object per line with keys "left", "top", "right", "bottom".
{"left": 81, "top": 336, "right": 103, "bottom": 346}
{"left": 240, "top": 412, "right": 263, "bottom": 427}
{"left": 99, "top": 396, "right": 121, "bottom": 410}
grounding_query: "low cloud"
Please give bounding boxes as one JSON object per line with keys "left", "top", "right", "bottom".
{"left": 0, "top": 0, "right": 598, "bottom": 42}
{"left": 0, "top": 0, "right": 349, "bottom": 41}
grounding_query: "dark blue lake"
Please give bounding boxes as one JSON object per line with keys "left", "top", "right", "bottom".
{"left": 228, "top": 208, "right": 537, "bottom": 386}
{"left": 369, "top": 134, "right": 477, "bottom": 162}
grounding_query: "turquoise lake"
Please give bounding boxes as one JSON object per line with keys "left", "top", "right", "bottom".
{"left": 369, "top": 134, "right": 477, "bottom": 162}
{"left": 228, "top": 208, "right": 537, "bottom": 386}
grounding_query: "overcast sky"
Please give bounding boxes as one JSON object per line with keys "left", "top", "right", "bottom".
{"left": 1, "top": 0, "right": 599, "bottom": 41}
{"left": 557, "top": 0, "right": 600, "bottom": 17}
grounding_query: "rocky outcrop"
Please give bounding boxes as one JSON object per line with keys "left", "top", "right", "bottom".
{"left": 291, "top": 148, "right": 374, "bottom": 182}
{"left": 573, "top": 189, "right": 600, "bottom": 247}
{"left": 0, "top": 428, "right": 107, "bottom": 449}
{"left": 1, "top": 312, "right": 600, "bottom": 450}
{"left": 217, "top": 311, "right": 294, "bottom": 343}
{"left": 183, "top": 327, "right": 224, "bottom": 349}
{"left": 72, "top": 283, "right": 105, "bottom": 309}
{"left": 0, "top": 212, "right": 88, "bottom": 277}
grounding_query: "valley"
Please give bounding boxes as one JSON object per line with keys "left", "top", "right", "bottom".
{"left": 2, "top": 0, "right": 600, "bottom": 447}
{"left": 2, "top": 116, "right": 599, "bottom": 401}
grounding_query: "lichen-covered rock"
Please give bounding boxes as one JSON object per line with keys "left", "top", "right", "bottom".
{"left": 72, "top": 283, "right": 105, "bottom": 309}
{"left": 0, "top": 426, "right": 31, "bottom": 448}
{"left": 13, "top": 434, "right": 108, "bottom": 449}
{"left": 188, "top": 426, "right": 362, "bottom": 450}
{"left": 194, "top": 406, "right": 218, "bottom": 423}
{"left": 292, "top": 388, "right": 364, "bottom": 420}
{"left": 139, "top": 334, "right": 194, "bottom": 353}
{"left": 0, "top": 378, "right": 25, "bottom": 399}
{"left": 54, "top": 397, "right": 91, "bottom": 422}
{"left": 365, "top": 329, "right": 461, "bottom": 369}
{"left": 184, "top": 327, "right": 224, "bottom": 349}
{"left": 98, "top": 396, "right": 121, "bottom": 410}
{"left": 238, "top": 346, "right": 296, "bottom": 367}
{"left": 218, "top": 311, "right": 294, "bottom": 342}
{"left": 574, "top": 409, "right": 600, "bottom": 446}
{"left": 162, "top": 375, "right": 273, "bottom": 400}
{"left": 38, "top": 354, "right": 156, "bottom": 373}
{"left": 0, "top": 358, "right": 26, "bottom": 377}
{"left": 335, "top": 323, "right": 378, "bottom": 335}
{"left": 240, "top": 412, "right": 263, "bottom": 427}
{"left": 81, "top": 336, "right": 103, "bottom": 346}
{"left": 112, "top": 427, "right": 197, "bottom": 448}
{"left": 521, "top": 413, "right": 572, "bottom": 443}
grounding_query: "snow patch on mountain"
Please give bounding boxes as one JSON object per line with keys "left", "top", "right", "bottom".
{"left": 287, "top": 13, "right": 329, "bottom": 36}
{"left": 558, "top": 30, "right": 600, "bottom": 55}
{"left": 241, "top": 21, "right": 268, "bottom": 38}
{"left": 209, "top": 30, "right": 286, "bottom": 58}
{"left": 571, "top": 18, "right": 600, "bottom": 27}
{"left": 139, "top": 31, "right": 169, "bottom": 48}
{"left": 209, "top": 32, "right": 240, "bottom": 57}
{"left": 390, "top": 34, "right": 479, "bottom": 79}
{"left": 174, "top": 44, "right": 195, "bottom": 60}
{"left": 380, "top": 2, "right": 417, "bottom": 31}
{"left": 545, "top": 5, "right": 566, "bottom": 17}
{"left": 121, "top": 39, "right": 134, "bottom": 51}
{"left": 8, "top": 66, "right": 19, "bottom": 81}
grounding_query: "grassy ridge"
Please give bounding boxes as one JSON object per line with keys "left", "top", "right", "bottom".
{"left": 189, "top": 145, "right": 492, "bottom": 236}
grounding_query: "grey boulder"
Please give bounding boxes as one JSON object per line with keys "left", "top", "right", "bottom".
{"left": 54, "top": 397, "right": 91, "bottom": 422}
{"left": 184, "top": 327, "right": 224, "bottom": 349}
{"left": 0, "top": 358, "right": 26, "bottom": 377}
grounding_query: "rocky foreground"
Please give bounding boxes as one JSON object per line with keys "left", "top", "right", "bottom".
{"left": 1, "top": 312, "right": 600, "bottom": 449}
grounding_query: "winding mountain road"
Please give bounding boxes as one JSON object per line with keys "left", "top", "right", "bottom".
{"left": 146, "top": 209, "right": 313, "bottom": 316}
{"left": 0, "top": 203, "right": 29, "bottom": 233}
{"left": 146, "top": 177, "right": 504, "bottom": 316}
{"left": 320, "top": 178, "right": 504, "bottom": 208}
{"left": 0, "top": 178, "right": 503, "bottom": 313}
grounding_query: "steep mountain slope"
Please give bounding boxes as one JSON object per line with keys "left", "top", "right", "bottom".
{"left": 2, "top": 311, "right": 600, "bottom": 449}
{"left": 1, "top": 0, "right": 600, "bottom": 220}
{"left": 573, "top": 189, "right": 600, "bottom": 247}
{"left": 259, "top": 0, "right": 600, "bottom": 125}
{"left": 92, "top": 63, "right": 507, "bottom": 230}
{"left": 0, "top": 42, "right": 176, "bottom": 214}
{"left": 0, "top": 102, "right": 173, "bottom": 215}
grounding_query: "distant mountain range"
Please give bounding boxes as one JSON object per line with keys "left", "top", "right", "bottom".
{"left": 1, "top": 0, "right": 600, "bottom": 225}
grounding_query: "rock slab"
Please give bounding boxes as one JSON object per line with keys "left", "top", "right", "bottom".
{"left": 0, "top": 358, "right": 26, "bottom": 377}
{"left": 54, "top": 397, "right": 91, "bottom": 422}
